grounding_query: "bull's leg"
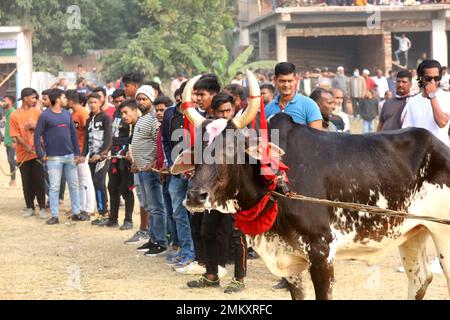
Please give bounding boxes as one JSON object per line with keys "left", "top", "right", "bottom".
{"left": 286, "top": 272, "right": 308, "bottom": 300}
{"left": 308, "top": 240, "right": 334, "bottom": 300}
{"left": 398, "top": 228, "right": 433, "bottom": 300}
{"left": 429, "top": 228, "right": 450, "bottom": 296}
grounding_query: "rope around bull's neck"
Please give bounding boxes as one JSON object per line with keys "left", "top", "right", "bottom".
{"left": 271, "top": 190, "right": 450, "bottom": 226}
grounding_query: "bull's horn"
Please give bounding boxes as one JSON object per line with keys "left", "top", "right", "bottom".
{"left": 182, "top": 74, "right": 205, "bottom": 128}
{"left": 232, "top": 69, "right": 261, "bottom": 129}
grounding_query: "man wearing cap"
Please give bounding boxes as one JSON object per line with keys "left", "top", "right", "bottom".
{"left": 362, "top": 69, "right": 375, "bottom": 92}
{"left": 131, "top": 85, "right": 168, "bottom": 257}
{"left": 348, "top": 69, "right": 367, "bottom": 117}
{"left": 332, "top": 67, "right": 349, "bottom": 112}
{"left": 9, "top": 88, "right": 46, "bottom": 218}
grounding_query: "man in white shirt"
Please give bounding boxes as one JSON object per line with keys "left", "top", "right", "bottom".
{"left": 439, "top": 66, "right": 450, "bottom": 91}
{"left": 372, "top": 69, "right": 389, "bottom": 99}
{"left": 394, "top": 33, "right": 412, "bottom": 68}
{"left": 400, "top": 62, "right": 450, "bottom": 275}
{"left": 402, "top": 59, "right": 450, "bottom": 147}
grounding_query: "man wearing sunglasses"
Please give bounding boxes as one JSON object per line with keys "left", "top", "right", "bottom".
{"left": 402, "top": 59, "right": 450, "bottom": 147}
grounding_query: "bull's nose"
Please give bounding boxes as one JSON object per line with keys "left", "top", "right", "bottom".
{"left": 187, "top": 189, "right": 209, "bottom": 204}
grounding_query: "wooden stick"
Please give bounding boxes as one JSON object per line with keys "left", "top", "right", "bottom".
{"left": 0, "top": 61, "right": 25, "bottom": 89}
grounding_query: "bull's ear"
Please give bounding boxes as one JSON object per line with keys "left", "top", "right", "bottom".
{"left": 171, "top": 150, "right": 195, "bottom": 175}
{"left": 246, "top": 142, "right": 285, "bottom": 160}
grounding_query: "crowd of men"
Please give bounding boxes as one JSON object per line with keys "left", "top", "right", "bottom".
{"left": 0, "top": 58, "right": 449, "bottom": 292}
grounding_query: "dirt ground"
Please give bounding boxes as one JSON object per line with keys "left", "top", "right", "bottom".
{"left": 0, "top": 120, "right": 449, "bottom": 300}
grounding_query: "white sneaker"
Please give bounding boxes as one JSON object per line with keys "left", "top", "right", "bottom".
{"left": 175, "top": 261, "right": 206, "bottom": 275}
{"left": 38, "top": 209, "right": 47, "bottom": 220}
{"left": 397, "top": 266, "right": 405, "bottom": 273}
{"left": 23, "top": 209, "right": 36, "bottom": 218}
{"left": 430, "top": 257, "right": 443, "bottom": 275}
{"left": 218, "top": 265, "right": 228, "bottom": 278}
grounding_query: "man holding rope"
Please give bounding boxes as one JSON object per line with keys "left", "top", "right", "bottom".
{"left": 9, "top": 88, "right": 46, "bottom": 218}
{"left": 34, "top": 89, "right": 87, "bottom": 225}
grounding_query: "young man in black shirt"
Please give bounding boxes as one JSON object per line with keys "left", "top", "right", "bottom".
{"left": 106, "top": 90, "right": 134, "bottom": 229}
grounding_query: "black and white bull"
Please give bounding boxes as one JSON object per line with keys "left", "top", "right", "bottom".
{"left": 173, "top": 70, "right": 450, "bottom": 300}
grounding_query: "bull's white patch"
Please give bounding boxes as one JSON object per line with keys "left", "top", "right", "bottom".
{"left": 204, "top": 198, "right": 239, "bottom": 214}
{"left": 206, "top": 119, "right": 228, "bottom": 147}
{"left": 328, "top": 183, "right": 450, "bottom": 265}
{"left": 250, "top": 233, "right": 309, "bottom": 278}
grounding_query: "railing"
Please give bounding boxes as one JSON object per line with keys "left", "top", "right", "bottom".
{"left": 240, "top": 0, "right": 446, "bottom": 23}
{"left": 275, "top": 0, "right": 444, "bottom": 7}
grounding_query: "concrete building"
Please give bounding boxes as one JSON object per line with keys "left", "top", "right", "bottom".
{"left": 0, "top": 27, "right": 33, "bottom": 99}
{"left": 238, "top": 1, "right": 450, "bottom": 73}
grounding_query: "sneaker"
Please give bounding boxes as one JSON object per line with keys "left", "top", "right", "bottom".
{"left": 271, "top": 278, "right": 289, "bottom": 291}
{"left": 38, "top": 209, "right": 47, "bottom": 220}
{"left": 137, "top": 241, "right": 151, "bottom": 252}
{"left": 430, "top": 257, "right": 443, "bottom": 275}
{"left": 187, "top": 275, "right": 220, "bottom": 288}
{"left": 91, "top": 215, "right": 108, "bottom": 226}
{"left": 144, "top": 243, "right": 167, "bottom": 257}
{"left": 175, "top": 260, "right": 205, "bottom": 275}
{"left": 173, "top": 257, "right": 196, "bottom": 272}
{"left": 218, "top": 265, "right": 228, "bottom": 278}
{"left": 104, "top": 219, "right": 119, "bottom": 228}
{"left": 124, "top": 230, "right": 150, "bottom": 245}
{"left": 71, "top": 213, "right": 90, "bottom": 222}
{"left": 120, "top": 221, "right": 133, "bottom": 230}
{"left": 224, "top": 278, "right": 245, "bottom": 294}
{"left": 46, "top": 217, "right": 59, "bottom": 225}
{"left": 397, "top": 266, "right": 405, "bottom": 273}
{"left": 23, "top": 209, "right": 36, "bottom": 218}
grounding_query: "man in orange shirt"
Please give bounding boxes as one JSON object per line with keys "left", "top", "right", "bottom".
{"left": 66, "top": 90, "right": 95, "bottom": 217}
{"left": 9, "top": 88, "right": 46, "bottom": 218}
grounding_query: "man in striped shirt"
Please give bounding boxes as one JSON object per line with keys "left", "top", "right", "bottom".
{"left": 130, "top": 85, "right": 168, "bottom": 257}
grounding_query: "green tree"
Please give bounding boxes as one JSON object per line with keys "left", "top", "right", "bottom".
{"left": 191, "top": 45, "right": 278, "bottom": 85}
{"left": 100, "top": 0, "right": 235, "bottom": 81}
{"left": 0, "top": 0, "right": 147, "bottom": 73}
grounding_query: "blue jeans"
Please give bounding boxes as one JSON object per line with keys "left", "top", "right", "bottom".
{"left": 137, "top": 171, "right": 167, "bottom": 246}
{"left": 394, "top": 49, "right": 408, "bottom": 68}
{"left": 363, "top": 119, "right": 375, "bottom": 133}
{"left": 169, "top": 175, "right": 194, "bottom": 258}
{"left": 163, "top": 175, "right": 178, "bottom": 247}
{"left": 47, "top": 154, "right": 80, "bottom": 218}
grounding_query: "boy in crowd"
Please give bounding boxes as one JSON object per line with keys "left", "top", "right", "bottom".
{"left": 131, "top": 85, "right": 168, "bottom": 256}
{"left": 66, "top": 90, "right": 96, "bottom": 217}
{"left": 9, "top": 88, "right": 46, "bottom": 218}
{"left": 107, "top": 89, "right": 135, "bottom": 230}
{"left": 1, "top": 95, "right": 17, "bottom": 186}
{"left": 34, "top": 89, "right": 87, "bottom": 225}
{"left": 187, "top": 92, "right": 248, "bottom": 293}
{"left": 162, "top": 81, "right": 196, "bottom": 269}
{"left": 81, "top": 93, "right": 113, "bottom": 226}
